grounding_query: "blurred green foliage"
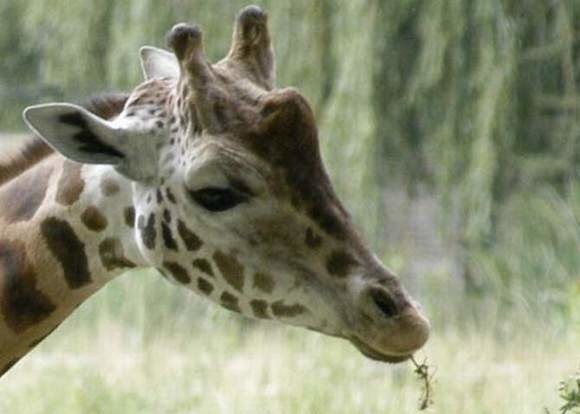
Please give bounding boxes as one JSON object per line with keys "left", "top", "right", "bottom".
{"left": 0, "top": 0, "right": 578, "bottom": 315}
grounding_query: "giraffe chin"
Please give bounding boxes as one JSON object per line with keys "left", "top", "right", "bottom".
{"left": 349, "top": 337, "right": 413, "bottom": 364}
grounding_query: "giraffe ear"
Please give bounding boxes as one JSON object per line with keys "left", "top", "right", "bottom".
{"left": 139, "top": 46, "right": 179, "bottom": 80}
{"left": 23, "top": 103, "right": 159, "bottom": 183}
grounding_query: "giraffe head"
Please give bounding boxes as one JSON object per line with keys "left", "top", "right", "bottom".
{"left": 23, "top": 6, "right": 429, "bottom": 363}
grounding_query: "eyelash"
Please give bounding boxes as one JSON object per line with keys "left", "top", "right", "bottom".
{"left": 188, "top": 187, "right": 249, "bottom": 212}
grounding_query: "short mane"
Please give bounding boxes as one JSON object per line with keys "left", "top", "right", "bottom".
{"left": 0, "top": 93, "right": 129, "bottom": 187}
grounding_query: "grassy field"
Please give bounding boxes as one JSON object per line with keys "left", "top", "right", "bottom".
{"left": 0, "top": 270, "right": 578, "bottom": 414}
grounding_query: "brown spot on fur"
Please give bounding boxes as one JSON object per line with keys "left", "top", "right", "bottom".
{"left": 326, "top": 250, "right": 358, "bottom": 278}
{"left": 156, "top": 189, "right": 164, "bottom": 203}
{"left": 305, "top": 227, "right": 322, "bottom": 249}
{"left": 138, "top": 213, "right": 157, "bottom": 250}
{"left": 271, "top": 301, "right": 308, "bottom": 318}
{"left": 220, "top": 291, "right": 241, "bottom": 313}
{"left": 213, "top": 251, "right": 244, "bottom": 292}
{"left": 250, "top": 299, "right": 270, "bottom": 319}
{"left": 163, "top": 261, "right": 191, "bottom": 284}
{"left": 253, "top": 272, "right": 274, "bottom": 294}
{"left": 192, "top": 258, "right": 214, "bottom": 277}
{"left": 308, "top": 206, "right": 347, "bottom": 240}
{"left": 161, "top": 222, "right": 178, "bottom": 251}
{"left": 124, "top": 206, "right": 135, "bottom": 228}
{"left": 81, "top": 206, "right": 108, "bottom": 232}
{"left": 162, "top": 209, "right": 171, "bottom": 223}
{"left": 99, "top": 238, "right": 136, "bottom": 271}
{"left": 0, "top": 357, "right": 20, "bottom": 377}
{"left": 56, "top": 161, "right": 84, "bottom": 206}
{"left": 101, "top": 178, "right": 120, "bottom": 196}
{"left": 166, "top": 188, "right": 177, "bottom": 204}
{"left": 0, "top": 240, "right": 56, "bottom": 333}
{"left": 0, "top": 162, "right": 53, "bottom": 223}
{"left": 197, "top": 277, "right": 214, "bottom": 295}
{"left": 41, "top": 217, "right": 91, "bottom": 288}
{"left": 177, "top": 220, "right": 202, "bottom": 251}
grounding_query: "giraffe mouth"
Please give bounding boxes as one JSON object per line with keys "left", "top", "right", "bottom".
{"left": 349, "top": 336, "right": 412, "bottom": 364}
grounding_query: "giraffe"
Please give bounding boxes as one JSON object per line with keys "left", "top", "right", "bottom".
{"left": 0, "top": 5, "right": 429, "bottom": 378}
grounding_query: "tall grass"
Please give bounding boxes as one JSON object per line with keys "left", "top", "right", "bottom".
{"left": 0, "top": 270, "right": 577, "bottom": 413}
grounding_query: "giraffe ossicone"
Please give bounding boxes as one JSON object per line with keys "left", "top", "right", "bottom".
{"left": 0, "top": 5, "right": 429, "bottom": 377}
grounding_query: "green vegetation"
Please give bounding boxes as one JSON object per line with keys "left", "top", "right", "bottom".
{"left": 0, "top": 0, "right": 578, "bottom": 412}
{"left": 0, "top": 271, "right": 577, "bottom": 413}
{"left": 556, "top": 369, "right": 580, "bottom": 413}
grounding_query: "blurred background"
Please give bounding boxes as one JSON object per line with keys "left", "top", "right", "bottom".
{"left": 0, "top": 1, "right": 578, "bottom": 413}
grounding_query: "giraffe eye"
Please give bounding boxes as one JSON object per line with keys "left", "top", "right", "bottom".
{"left": 189, "top": 187, "right": 249, "bottom": 212}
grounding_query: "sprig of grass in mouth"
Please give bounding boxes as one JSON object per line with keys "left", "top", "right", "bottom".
{"left": 411, "top": 355, "right": 436, "bottom": 411}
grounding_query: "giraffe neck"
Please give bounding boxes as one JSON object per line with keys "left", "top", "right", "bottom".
{"left": 0, "top": 153, "right": 145, "bottom": 375}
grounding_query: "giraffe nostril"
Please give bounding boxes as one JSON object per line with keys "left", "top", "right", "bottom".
{"left": 369, "top": 288, "right": 399, "bottom": 319}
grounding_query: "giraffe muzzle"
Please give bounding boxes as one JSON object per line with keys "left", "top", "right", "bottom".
{"left": 348, "top": 284, "right": 430, "bottom": 363}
